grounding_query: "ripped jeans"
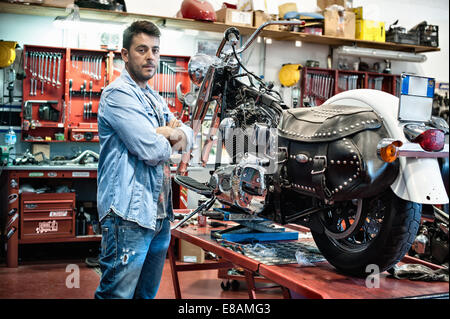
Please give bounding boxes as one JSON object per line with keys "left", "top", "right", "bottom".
{"left": 94, "top": 212, "right": 171, "bottom": 299}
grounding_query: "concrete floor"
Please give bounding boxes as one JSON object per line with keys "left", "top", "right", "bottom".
{"left": 0, "top": 258, "right": 284, "bottom": 299}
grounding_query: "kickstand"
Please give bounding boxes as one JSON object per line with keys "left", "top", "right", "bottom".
{"left": 171, "top": 196, "right": 216, "bottom": 230}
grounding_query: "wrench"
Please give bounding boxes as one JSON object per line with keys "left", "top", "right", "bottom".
{"left": 97, "top": 57, "right": 102, "bottom": 80}
{"left": 47, "top": 53, "right": 52, "bottom": 83}
{"left": 30, "top": 52, "right": 34, "bottom": 77}
{"left": 44, "top": 53, "right": 48, "bottom": 82}
{"left": 52, "top": 53, "right": 57, "bottom": 86}
{"left": 56, "top": 54, "right": 61, "bottom": 87}
{"left": 30, "top": 78, "right": 34, "bottom": 96}
{"left": 39, "top": 52, "right": 43, "bottom": 80}
{"left": 33, "top": 77, "right": 37, "bottom": 96}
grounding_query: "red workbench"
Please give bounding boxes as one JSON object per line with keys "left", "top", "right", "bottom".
{"left": 169, "top": 218, "right": 449, "bottom": 299}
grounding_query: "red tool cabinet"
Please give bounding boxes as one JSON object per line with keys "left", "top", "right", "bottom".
{"left": 22, "top": 45, "right": 192, "bottom": 142}
{"left": 20, "top": 192, "right": 76, "bottom": 240}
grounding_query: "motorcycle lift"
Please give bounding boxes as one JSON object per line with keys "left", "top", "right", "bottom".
{"left": 210, "top": 208, "right": 299, "bottom": 243}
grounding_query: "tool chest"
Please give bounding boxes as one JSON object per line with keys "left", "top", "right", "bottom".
{"left": 20, "top": 192, "right": 76, "bottom": 241}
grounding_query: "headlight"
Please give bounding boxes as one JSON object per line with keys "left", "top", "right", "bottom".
{"left": 188, "top": 53, "right": 218, "bottom": 87}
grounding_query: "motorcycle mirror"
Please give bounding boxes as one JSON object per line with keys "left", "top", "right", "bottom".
{"left": 225, "top": 27, "right": 240, "bottom": 44}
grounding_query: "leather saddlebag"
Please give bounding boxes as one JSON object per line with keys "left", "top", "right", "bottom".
{"left": 277, "top": 104, "right": 399, "bottom": 201}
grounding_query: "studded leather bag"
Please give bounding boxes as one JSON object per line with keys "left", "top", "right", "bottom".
{"left": 277, "top": 104, "right": 399, "bottom": 201}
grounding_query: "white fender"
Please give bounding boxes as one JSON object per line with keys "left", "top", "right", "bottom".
{"left": 323, "top": 89, "right": 448, "bottom": 205}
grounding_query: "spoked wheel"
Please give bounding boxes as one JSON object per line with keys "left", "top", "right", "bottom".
{"left": 311, "top": 189, "right": 422, "bottom": 277}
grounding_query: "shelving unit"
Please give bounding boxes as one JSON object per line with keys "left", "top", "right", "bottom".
{"left": 300, "top": 66, "right": 402, "bottom": 106}
{"left": 0, "top": 2, "right": 441, "bottom": 53}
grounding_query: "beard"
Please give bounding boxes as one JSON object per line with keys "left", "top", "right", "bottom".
{"left": 127, "top": 61, "right": 156, "bottom": 84}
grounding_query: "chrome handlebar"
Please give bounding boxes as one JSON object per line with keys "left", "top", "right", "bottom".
{"left": 215, "top": 20, "right": 306, "bottom": 58}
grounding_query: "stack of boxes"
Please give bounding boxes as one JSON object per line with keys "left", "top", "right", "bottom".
{"left": 215, "top": 0, "right": 279, "bottom": 30}
{"left": 214, "top": 1, "right": 394, "bottom": 44}
{"left": 352, "top": 7, "right": 385, "bottom": 42}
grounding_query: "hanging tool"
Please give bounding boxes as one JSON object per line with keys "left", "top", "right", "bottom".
{"left": 56, "top": 53, "right": 61, "bottom": 87}
{"left": 47, "top": 53, "right": 52, "bottom": 84}
{"left": 88, "top": 81, "right": 93, "bottom": 119}
{"left": 52, "top": 53, "right": 57, "bottom": 86}
{"left": 69, "top": 79, "right": 73, "bottom": 118}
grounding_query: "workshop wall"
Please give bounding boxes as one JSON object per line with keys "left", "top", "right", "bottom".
{"left": 0, "top": 0, "right": 448, "bottom": 180}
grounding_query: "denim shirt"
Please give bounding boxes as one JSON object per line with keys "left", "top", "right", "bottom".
{"left": 97, "top": 68, "right": 193, "bottom": 230}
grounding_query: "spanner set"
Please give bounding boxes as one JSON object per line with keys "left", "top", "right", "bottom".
{"left": 22, "top": 46, "right": 191, "bottom": 142}
{"left": 22, "top": 45, "right": 108, "bottom": 143}
{"left": 301, "top": 67, "right": 396, "bottom": 107}
{"left": 25, "top": 49, "right": 64, "bottom": 96}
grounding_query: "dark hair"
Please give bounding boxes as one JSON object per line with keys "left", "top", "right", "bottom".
{"left": 122, "top": 20, "right": 161, "bottom": 50}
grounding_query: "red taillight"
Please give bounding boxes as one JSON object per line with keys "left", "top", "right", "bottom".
{"left": 413, "top": 129, "right": 445, "bottom": 152}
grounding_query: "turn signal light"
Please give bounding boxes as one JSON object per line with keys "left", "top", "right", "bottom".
{"left": 380, "top": 140, "right": 403, "bottom": 163}
{"left": 413, "top": 129, "right": 445, "bottom": 152}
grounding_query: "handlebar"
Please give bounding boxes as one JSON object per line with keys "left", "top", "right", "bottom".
{"left": 215, "top": 20, "right": 306, "bottom": 57}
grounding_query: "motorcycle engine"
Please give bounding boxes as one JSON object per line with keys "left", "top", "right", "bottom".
{"left": 209, "top": 98, "right": 280, "bottom": 214}
{"left": 209, "top": 155, "right": 269, "bottom": 214}
{"left": 220, "top": 98, "right": 279, "bottom": 163}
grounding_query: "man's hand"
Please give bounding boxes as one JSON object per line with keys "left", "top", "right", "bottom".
{"left": 168, "top": 118, "right": 182, "bottom": 128}
{"left": 156, "top": 125, "right": 187, "bottom": 152}
{"left": 155, "top": 126, "right": 174, "bottom": 139}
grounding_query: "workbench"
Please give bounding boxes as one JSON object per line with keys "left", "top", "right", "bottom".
{"left": 1, "top": 164, "right": 200, "bottom": 268}
{"left": 1, "top": 165, "right": 100, "bottom": 268}
{"left": 169, "top": 218, "right": 450, "bottom": 299}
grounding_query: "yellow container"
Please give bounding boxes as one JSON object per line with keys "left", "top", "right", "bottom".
{"left": 356, "top": 20, "right": 386, "bottom": 42}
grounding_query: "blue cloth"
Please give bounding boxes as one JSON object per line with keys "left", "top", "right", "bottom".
{"left": 97, "top": 68, "right": 193, "bottom": 230}
{"left": 94, "top": 212, "right": 171, "bottom": 299}
{"left": 283, "top": 11, "right": 324, "bottom": 19}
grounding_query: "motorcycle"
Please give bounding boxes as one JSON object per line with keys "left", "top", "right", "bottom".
{"left": 173, "top": 21, "right": 449, "bottom": 277}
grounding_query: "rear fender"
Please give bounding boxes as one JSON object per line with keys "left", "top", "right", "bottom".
{"left": 324, "top": 89, "right": 449, "bottom": 204}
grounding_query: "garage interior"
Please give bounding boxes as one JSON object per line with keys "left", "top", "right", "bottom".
{"left": 0, "top": 0, "right": 448, "bottom": 301}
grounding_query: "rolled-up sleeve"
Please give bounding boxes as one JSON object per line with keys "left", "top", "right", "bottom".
{"left": 102, "top": 88, "right": 172, "bottom": 166}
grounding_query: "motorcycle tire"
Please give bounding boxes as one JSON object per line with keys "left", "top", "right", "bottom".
{"left": 311, "top": 189, "right": 422, "bottom": 277}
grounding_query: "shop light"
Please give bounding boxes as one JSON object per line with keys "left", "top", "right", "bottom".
{"left": 265, "top": 38, "right": 272, "bottom": 44}
{"left": 335, "top": 46, "right": 427, "bottom": 63}
{"left": 295, "top": 40, "right": 302, "bottom": 47}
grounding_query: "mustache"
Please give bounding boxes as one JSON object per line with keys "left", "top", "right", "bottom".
{"left": 143, "top": 63, "right": 156, "bottom": 68}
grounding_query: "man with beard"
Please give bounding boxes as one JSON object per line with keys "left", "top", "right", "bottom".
{"left": 95, "top": 20, "right": 193, "bottom": 299}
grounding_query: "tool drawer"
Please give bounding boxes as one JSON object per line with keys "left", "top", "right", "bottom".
{"left": 20, "top": 192, "right": 76, "bottom": 240}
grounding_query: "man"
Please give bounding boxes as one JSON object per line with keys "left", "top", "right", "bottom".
{"left": 95, "top": 20, "right": 193, "bottom": 299}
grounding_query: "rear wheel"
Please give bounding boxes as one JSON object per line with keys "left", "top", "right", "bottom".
{"left": 311, "top": 189, "right": 422, "bottom": 277}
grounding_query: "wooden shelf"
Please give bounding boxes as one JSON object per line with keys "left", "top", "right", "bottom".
{"left": 0, "top": 2, "right": 440, "bottom": 54}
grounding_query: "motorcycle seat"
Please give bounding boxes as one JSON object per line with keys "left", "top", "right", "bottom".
{"left": 278, "top": 104, "right": 382, "bottom": 143}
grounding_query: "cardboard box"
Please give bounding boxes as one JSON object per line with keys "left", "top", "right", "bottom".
{"left": 32, "top": 143, "right": 50, "bottom": 161}
{"left": 43, "top": 0, "right": 74, "bottom": 7}
{"left": 324, "top": 9, "right": 355, "bottom": 39}
{"left": 352, "top": 6, "right": 363, "bottom": 20}
{"left": 317, "top": 0, "right": 347, "bottom": 10}
{"left": 238, "top": 0, "right": 267, "bottom": 12}
{"left": 253, "top": 11, "right": 279, "bottom": 30}
{"left": 179, "top": 239, "right": 205, "bottom": 263}
{"left": 216, "top": 8, "right": 254, "bottom": 27}
{"left": 356, "top": 20, "right": 385, "bottom": 42}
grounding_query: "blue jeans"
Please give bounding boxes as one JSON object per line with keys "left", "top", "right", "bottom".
{"left": 94, "top": 212, "right": 171, "bottom": 299}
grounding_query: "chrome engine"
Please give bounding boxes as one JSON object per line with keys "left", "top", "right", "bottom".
{"left": 208, "top": 96, "right": 282, "bottom": 214}
{"left": 209, "top": 157, "right": 269, "bottom": 214}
